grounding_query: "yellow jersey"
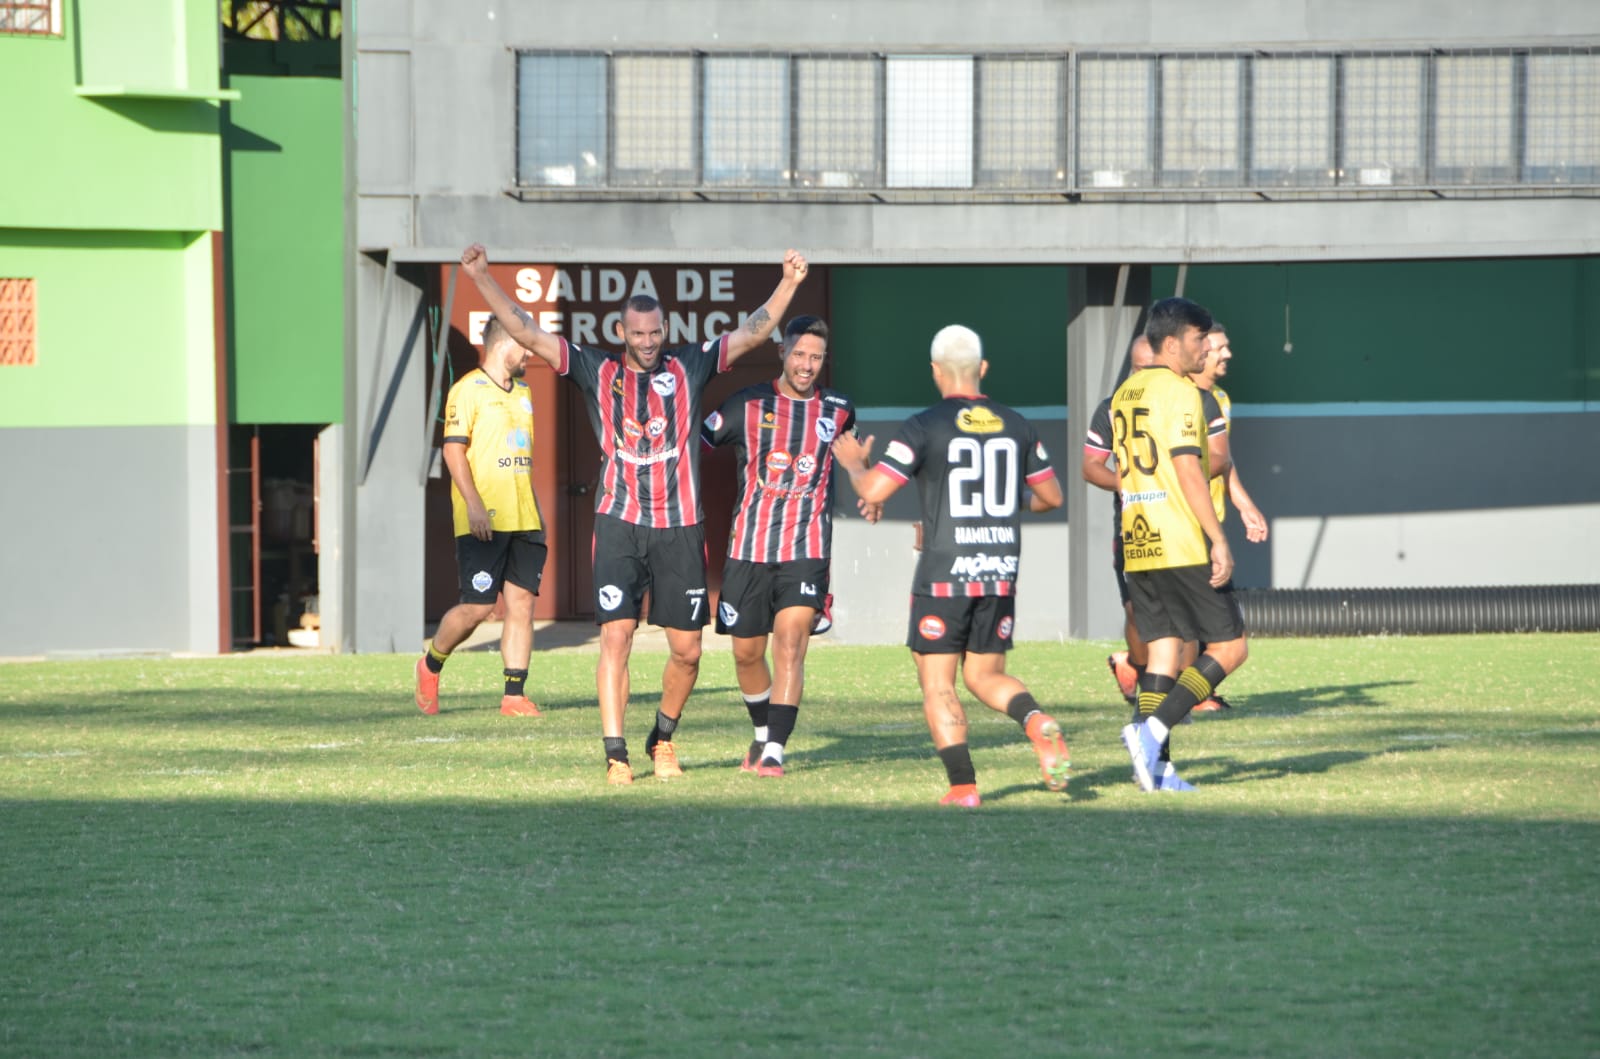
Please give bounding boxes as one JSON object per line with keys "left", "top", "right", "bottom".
{"left": 442, "top": 369, "right": 543, "bottom": 536}
{"left": 1111, "top": 366, "right": 1210, "bottom": 572}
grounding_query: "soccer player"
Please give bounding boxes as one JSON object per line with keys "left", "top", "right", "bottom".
{"left": 1082, "top": 334, "right": 1158, "bottom": 708}
{"left": 702, "top": 315, "right": 876, "bottom": 777}
{"left": 1113, "top": 298, "right": 1250, "bottom": 793}
{"left": 414, "top": 318, "right": 548, "bottom": 717}
{"left": 460, "top": 243, "right": 810, "bottom": 785}
{"left": 831, "top": 324, "right": 1070, "bottom": 807}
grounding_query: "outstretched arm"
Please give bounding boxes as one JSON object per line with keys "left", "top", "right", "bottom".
{"left": 723, "top": 249, "right": 809, "bottom": 365}
{"left": 460, "top": 244, "right": 563, "bottom": 370}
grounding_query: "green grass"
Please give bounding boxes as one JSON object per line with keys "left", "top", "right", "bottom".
{"left": 2, "top": 634, "right": 1598, "bottom": 1057}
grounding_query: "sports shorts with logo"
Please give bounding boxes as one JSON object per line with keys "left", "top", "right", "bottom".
{"left": 715, "top": 557, "right": 830, "bottom": 637}
{"left": 591, "top": 512, "right": 709, "bottom": 629}
{"left": 907, "top": 595, "right": 1017, "bottom": 655}
{"left": 455, "top": 530, "right": 548, "bottom": 604}
{"left": 1127, "top": 564, "right": 1245, "bottom": 645}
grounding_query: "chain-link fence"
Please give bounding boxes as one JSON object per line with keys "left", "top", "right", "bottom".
{"left": 513, "top": 46, "right": 1600, "bottom": 200}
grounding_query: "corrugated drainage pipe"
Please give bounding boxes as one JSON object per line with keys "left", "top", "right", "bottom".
{"left": 1235, "top": 585, "right": 1600, "bottom": 637}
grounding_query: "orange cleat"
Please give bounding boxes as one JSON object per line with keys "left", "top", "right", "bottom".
{"left": 606, "top": 759, "right": 634, "bottom": 786}
{"left": 650, "top": 739, "right": 684, "bottom": 780}
{"left": 1192, "top": 694, "right": 1233, "bottom": 713}
{"left": 756, "top": 758, "right": 785, "bottom": 778}
{"left": 499, "top": 695, "right": 543, "bottom": 717}
{"left": 1025, "top": 712, "right": 1071, "bottom": 791}
{"left": 414, "top": 657, "right": 440, "bottom": 715}
{"left": 739, "top": 740, "right": 762, "bottom": 774}
{"left": 939, "top": 784, "right": 981, "bottom": 807}
{"left": 1107, "top": 651, "right": 1139, "bottom": 705}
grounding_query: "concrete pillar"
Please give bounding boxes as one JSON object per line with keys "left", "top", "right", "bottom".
{"left": 1066, "top": 264, "right": 1150, "bottom": 641}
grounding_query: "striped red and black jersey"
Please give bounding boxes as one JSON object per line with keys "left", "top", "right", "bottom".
{"left": 702, "top": 383, "right": 857, "bottom": 562}
{"left": 874, "top": 395, "right": 1056, "bottom": 598}
{"left": 559, "top": 335, "right": 728, "bottom": 528}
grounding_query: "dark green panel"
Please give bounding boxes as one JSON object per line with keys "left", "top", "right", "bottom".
{"left": 827, "top": 265, "right": 1071, "bottom": 407}
{"left": 1155, "top": 258, "right": 1600, "bottom": 404}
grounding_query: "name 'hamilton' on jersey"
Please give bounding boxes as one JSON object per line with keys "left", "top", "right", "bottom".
{"left": 874, "top": 396, "right": 1055, "bottom": 597}
{"left": 702, "top": 383, "right": 857, "bottom": 563}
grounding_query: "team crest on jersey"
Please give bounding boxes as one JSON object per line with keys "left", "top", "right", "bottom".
{"left": 704, "top": 411, "right": 723, "bottom": 431}
{"left": 597, "top": 585, "right": 624, "bottom": 611}
{"left": 506, "top": 429, "right": 529, "bottom": 450}
{"left": 646, "top": 416, "right": 668, "bottom": 438}
{"left": 814, "top": 418, "right": 838, "bottom": 443}
{"left": 956, "top": 406, "right": 1004, "bottom": 434}
{"left": 760, "top": 412, "right": 777, "bottom": 429}
{"left": 471, "top": 570, "right": 494, "bottom": 593}
{"left": 766, "top": 450, "right": 792, "bottom": 476}
{"left": 520, "top": 397, "right": 533, "bottom": 414}
{"left": 997, "top": 616, "right": 1014, "bottom": 640}
{"left": 611, "top": 378, "right": 625, "bottom": 396}
{"left": 1035, "top": 441, "right": 1049, "bottom": 460}
{"left": 651, "top": 373, "right": 678, "bottom": 396}
{"left": 918, "top": 615, "right": 946, "bottom": 640}
{"left": 885, "top": 440, "right": 914, "bottom": 465}
{"left": 795, "top": 453, "right": 816, "bottom": 477}
{"left": 1124, "top": 515, "right": 1163, "bottom": 550}
{"left": 718, "top": 601, "right": 739, "bottom": 626}
{"left": 621, "top": 417, "right": 644, "bottom": 440}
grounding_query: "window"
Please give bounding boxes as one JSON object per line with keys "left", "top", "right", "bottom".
{"left": 977, "top": 57, "right": 1065, "bottom": 188}
{"left": 517, "top": 54, "right": 606, "bottom": 187}
{"left": 1341, "top": 55, "right": 1426, "bottom": 186}
{"left": 612, "top": 55, "right": 696, "bottom": 187}
{"left": 703, "top": 56, "right": 790, "bottom": 186}
{"left": 1526, "top": 51, "right": 1600, "bottom": 183}
{"left": 886, "top": 55, "right": 974, "bottom": 188}
{"left": 795, "top": 57, "right": 880, "bottom": 189}
{"left": 0, "top": 0, "right": 59, "bottom": 35}
{"left": 1252, "top": 57, "right": 1335, "bottom": 186}
{"left": 1434, "top": 54, "right": 1516, "bottom": 183}
{"left": 1161, "top": 57, "right": 1242, "bottom": 186}
{"left": 0, "top": 278, "right": 37, "bottom": 366}
{"left": 1076, "top": 58, "right": 1153, "bottom": 188}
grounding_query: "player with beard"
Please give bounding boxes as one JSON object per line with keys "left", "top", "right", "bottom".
{"left": 414, "top": 318, "right": 550, "bottom": 717}
{"left": 832, "top": 325, "right": 1070, "bottom": 806}
{"left": 702, "top": 315, "right": 879, "bottom": 777}
{"left": 460, "top": 243, "right": 809, "bottom": 784}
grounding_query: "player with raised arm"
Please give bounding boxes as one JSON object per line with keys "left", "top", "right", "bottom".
{"left": 1113, "top": 298, "right": 1250, "bottom": 793}
{"left": 702, "top": 315, "right": 878, "bottom": 776}
{"left": 832, "top": 325, "right": 1070, "bottom": 807}
{"left": 460, "top": 243, "right": 809, "bottom": 784}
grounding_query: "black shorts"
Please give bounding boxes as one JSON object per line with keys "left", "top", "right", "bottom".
{"left": 716, "top": 557, "right": 830, "bottom": 637}
{"left": 455, "top": 530, "right": 547, "bottom": 604}
{"left": 907, "top": 595, "right": 1016, "bottom": 655}
{"left": 591, "top": 513, "right": 708, "bottom": 629}
{"left": 1127, "top": 565, "right": 1246, "bottom": 645}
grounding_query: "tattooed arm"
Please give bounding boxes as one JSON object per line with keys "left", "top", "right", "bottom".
{"left": 460, "top": 244, "right": 563, "bottom": 369}
{"left": 723, "top": 249, "right": 809, "bottom": 365}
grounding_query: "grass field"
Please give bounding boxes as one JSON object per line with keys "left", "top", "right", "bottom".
{"left": 2, "top": 633, "right": 1598, "bottom": 1057}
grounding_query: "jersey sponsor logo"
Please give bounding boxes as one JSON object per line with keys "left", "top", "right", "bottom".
{"left": 949, "top": 553, "right": 1020, "bottom": 578}
{"left": 1035, "top": 441, "right": 1049, "bottom": 460}
{"left": 1122, "top": 490, "right": 1169, "bottom": 504}
{"left": 471, "top": 570, "right": 494, "bottom": 593}
{"left": 1123, "top": 514, "right": 1164, "bottom": 560}
{"left": 646, "top": 416, "right": 668, "bottom": 438}
{"left": 766, "top": 450, "right": 792, "bottom": 475}
{"left": 704, "top": 410, "right": 723, "bottom": 431}
{"left": 795, "top": 453, "right": 816, "bottom": 477}
{"left": 885, "top": 440, "right": 915, "bottom": 464}
{"left": 615, "top": 446, "right": 681, "bottom": 466}
{"left": 824, "top": 394, "right": 849, "bottom": 405}
{"left": 651, "top": 373, "right": 678, "bottom": 396}
{"left": 956, "top": 406, "right": 1004, "bottom": 434}
{"left": 507, "top": 428, "right": 530, "bottom": 450}
{"left": 761, "top": 411, "right": 777, "bottom": 430}
{"left": 718, "top": 600, "right": 739, "bottom": 626}
{"left": 598, "top": 584, "right": 624, "bottom": 610}
{"left": 918, "top": 615, "right": 946, "bottom": 640}
{"left": 611, "top": 378, "right": 625, "bottom": 395}
{"left": 621, "top": 417, "right": 644, "bottom": 440}
{"left": 997, "top": 615, "right": 1014, "bottom": 640}
{"left": 814, "top": 418, "right": 838, "bottom": 443}
{"left": 953, "top": 526, "right": 1016, "bottom": 544}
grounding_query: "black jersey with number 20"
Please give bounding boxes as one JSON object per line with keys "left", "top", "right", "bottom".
{"left": 874, "top": 395, "right": 1055, "bottom": 597}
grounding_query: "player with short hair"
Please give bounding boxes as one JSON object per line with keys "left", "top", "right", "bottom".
{"left": 460, "top": 243, "right": 810, "bottom": 784}
{"left": 414, "top": 318, "right": 549, "bottom": 717}
{"left": 832, "top": 324, "right": 1070, "bottom": 807}
{"left": 1113, "top": 297, "right": 1250, "bottom": 792}
{"left": 702, "top": 315, "right": 877, "bottom": 776}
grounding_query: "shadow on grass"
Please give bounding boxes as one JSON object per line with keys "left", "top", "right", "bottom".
{"left": 1208, "top": 679, "right": 1417, "bottom": 719}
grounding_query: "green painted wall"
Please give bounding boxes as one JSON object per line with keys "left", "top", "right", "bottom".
{"left": 0, "top": 1, "right": 223, "bottom": 232}
{"left": 224, "top": 72, "right": 345, "bottom": 424}
{"left": 827, "top": 265, "right": 1070, "bottom": 408}
{"left": 0, "top": 230, "right": 215, "bottom": 428}
{"left": 1151, "top": 258, "right": 1600, "bottom": 404}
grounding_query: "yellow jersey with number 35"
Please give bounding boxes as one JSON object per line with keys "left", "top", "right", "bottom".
{"left": 443, "top": 369, "right": 543, "bottom": 536}
{"left": 1111, "top": 366, "right": 1210, "bottom": 572}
